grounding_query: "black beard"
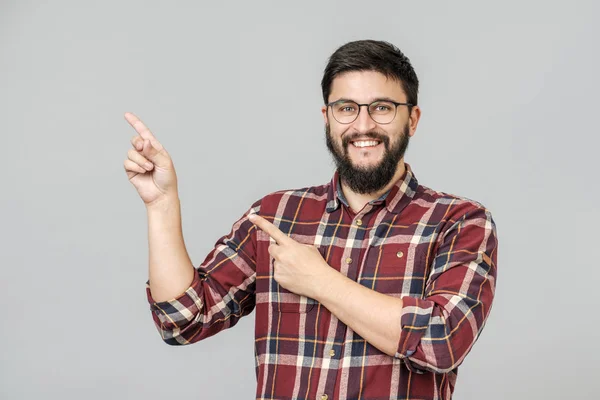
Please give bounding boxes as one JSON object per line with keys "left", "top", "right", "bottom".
{"left": 325, "top": 123, "right": 410, "bottom": 195}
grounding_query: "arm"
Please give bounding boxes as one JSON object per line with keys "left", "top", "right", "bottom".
{"left": 146, "top": 198, "right": 262, "bottom": 345}
{"left": 146, "top": 195, "right": 195, "bottom": 303}
{"left": 123, "top": 112, "right": 258, "bottom": 344}
{"left": 316, "top": 206, "right": 498, "bottom": 374}
{"left": 315, "top": 272, "right": 403, "bottom": 357}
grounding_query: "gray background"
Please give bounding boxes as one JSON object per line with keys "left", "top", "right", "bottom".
{"left": 1, "top": 0, "right": 598, "bottom": 399}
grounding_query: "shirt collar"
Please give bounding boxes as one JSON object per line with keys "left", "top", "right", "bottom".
{"left": 326, "top": 163, "right": 419, "bottom": 215}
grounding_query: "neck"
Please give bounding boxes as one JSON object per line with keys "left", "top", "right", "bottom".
{"left": 340, "top": 160, "right": 406, "bottom": 214}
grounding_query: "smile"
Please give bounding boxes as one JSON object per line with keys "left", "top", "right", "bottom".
{"left": 351, "top": 140, "right": 381, "bottom": 148}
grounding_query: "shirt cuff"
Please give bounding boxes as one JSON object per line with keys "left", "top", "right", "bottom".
{"left": 396, "top": 296, "right": 435, "bottom": 373}
{"left": 145, "top": 270, "right": 205, "bottom": 330}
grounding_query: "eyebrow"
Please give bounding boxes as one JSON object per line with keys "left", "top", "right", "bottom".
{"left": 330, "top": 96, "right": 403, "bottom": 104}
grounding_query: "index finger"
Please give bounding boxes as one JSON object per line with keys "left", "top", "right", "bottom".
{"left": 124, "top": 112, "right": 156, "bottom": 141}
{"left": 248, "top": 214, "right": 290, "bottom": 245}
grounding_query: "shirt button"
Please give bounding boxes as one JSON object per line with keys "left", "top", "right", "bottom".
{"left": 397, "top": 251, "right": 404, "bottom": 258}
{"left": 345, "top": 257, "right": 352, "bottom": 264}
{"left": 321, "top": 395, "right": 329, "bottom": 400}
{"left": 329, "top": 349, "right": 335, "bottom": 357}
{"left": 356, "top": 219, "right": 363, "bottom": 226}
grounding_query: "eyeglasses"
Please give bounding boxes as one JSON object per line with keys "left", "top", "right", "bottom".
{"left": 326, "top": 99, "right": 413, "bottom": 125}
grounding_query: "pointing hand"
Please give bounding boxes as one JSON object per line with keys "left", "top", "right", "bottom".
{"left": 123, "top": 112, "right": 178, "bottom": 207}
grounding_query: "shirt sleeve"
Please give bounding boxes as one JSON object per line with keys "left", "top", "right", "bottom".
{"left": 395, "top": 206, "right": 498, "bottom": 374}
{"left": 145, "top": 198, "right": 262, "bottom": 345}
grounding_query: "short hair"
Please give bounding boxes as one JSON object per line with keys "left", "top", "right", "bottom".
{"left": 321, "top": 40, "right": 419, "bottom": 107}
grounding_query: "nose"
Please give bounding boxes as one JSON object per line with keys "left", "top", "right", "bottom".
{"left": 353, "top": 104, "right": 378, "bottom": 133}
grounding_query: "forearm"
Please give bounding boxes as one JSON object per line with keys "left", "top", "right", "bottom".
{"left": 315, "top": 270, "right": 403, "bottom": 357}
{"left": 146, "top": 196, "right": 195, "bottom": 302}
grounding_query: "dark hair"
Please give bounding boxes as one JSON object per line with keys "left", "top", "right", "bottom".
{"left": 321, "top": 40, "right": 419, "bottom": 107}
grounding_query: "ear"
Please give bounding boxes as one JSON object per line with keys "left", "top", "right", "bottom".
{"left": 408, "top": 105, "right": 422, "bottom": 137}
{"left": 321, "top": 105, "right": 329, "bottom": 124}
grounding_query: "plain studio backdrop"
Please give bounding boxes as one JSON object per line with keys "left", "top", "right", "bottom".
{"left": 1, "top": 1, "right": 598, "bottom": 399}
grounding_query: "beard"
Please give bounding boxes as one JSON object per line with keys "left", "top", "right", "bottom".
{"left": 325, "top": 123, "right": 410, "bottom": 195}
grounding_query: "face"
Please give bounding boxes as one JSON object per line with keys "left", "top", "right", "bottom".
{"left": 322, "top": 70, "right": 420, "bottom": 194}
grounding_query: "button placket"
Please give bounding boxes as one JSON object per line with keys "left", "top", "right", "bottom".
{"left": 353, "top": 211, "right": 366, "bottom": 228}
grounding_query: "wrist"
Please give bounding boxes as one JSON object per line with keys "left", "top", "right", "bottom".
{"left": 146, "top": 194, "right": 180, "bottom": 214}
{"left": 312, "top": 264, "right": 340, "bottom": 303}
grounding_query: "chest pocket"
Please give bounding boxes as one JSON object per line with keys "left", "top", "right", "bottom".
{"left": 275, "top": 281, "right": 317, "bottom": 313}
{"left": 361, "top": 243, "right": 428, "bottom": 298}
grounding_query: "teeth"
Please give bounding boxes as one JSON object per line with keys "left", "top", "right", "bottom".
{"left": 353, "top": 141, "right": 380, "bottom": 148}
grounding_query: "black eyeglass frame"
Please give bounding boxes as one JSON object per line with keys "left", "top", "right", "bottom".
{"left": 326, "top": 99, "right": 414, "bottom": 125}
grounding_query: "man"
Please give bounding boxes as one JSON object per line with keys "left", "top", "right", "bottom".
{"left": 123, "top": 40, "right": 498, "bottom": 399}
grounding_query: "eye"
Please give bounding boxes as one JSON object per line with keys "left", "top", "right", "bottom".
{"left": 370, "top": 101, "right": 394, "bottom": 113}
{"left": 336, "top": 103, "right": 356, "bottom": 113}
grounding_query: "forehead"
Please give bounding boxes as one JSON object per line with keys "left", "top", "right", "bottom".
{"left": 329, "top": 70, "right": 406, "bottom": 102}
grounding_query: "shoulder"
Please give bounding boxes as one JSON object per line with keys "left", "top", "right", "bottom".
{"left": 413, "top": 183, "right": 496, "bottom": 229}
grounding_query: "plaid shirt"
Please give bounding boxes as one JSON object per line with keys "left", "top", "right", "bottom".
{"left": 146, "top": 163, "right": 498, "bottom": 400}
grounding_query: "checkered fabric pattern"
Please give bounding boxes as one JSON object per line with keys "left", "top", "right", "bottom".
{"left": 146, "top": 163, "right": 498, "bottom": 400}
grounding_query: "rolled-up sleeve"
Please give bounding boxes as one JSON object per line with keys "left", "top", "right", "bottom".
{"left": 146, "top": 198, "right": 262, "bottom": 345}
{"left": 395, "top": 206, "right": 498, "bottom": 374}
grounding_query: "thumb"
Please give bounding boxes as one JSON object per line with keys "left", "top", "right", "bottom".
{"left": 143, "top": 139, "right": 171, "bottom": 168}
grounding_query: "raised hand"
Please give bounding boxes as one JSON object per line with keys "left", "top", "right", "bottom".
{"left": 123, "top": 112, "right": 178, "bottom": 207}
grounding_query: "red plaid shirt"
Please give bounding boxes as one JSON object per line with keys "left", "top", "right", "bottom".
{"left": 146, "top": 163, "right": 498, "bottom": 399}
